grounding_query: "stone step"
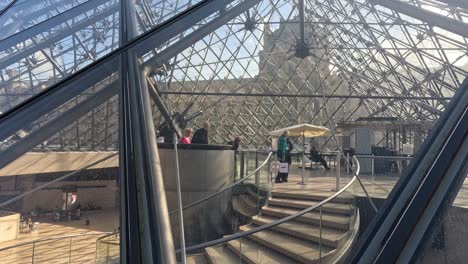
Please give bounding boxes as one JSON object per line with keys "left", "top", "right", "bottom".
{"left": 205, "top": 245, "right": 245, "bottom": 264}
{"left": 227, "top": 237, "right": 299, "bottom": 264}
{"left": 271, "top": 191, "right": 353, "bottom": 203}
{"left": 186, "top": 253, "right": 209, "bottom": 264}
{"left": 251, "top": 215, "right": 347, "bottom": 248}
{"left": 268, "top": 197, "right": 353, "bottom": 215}
{"left": 239, "top": 225, "right": 335, "bottom": 264}
{"left": 261, "top": 205, "right": 350, "bottom": 230}
{"left": 233, "top": 194, "right": 260, "bottom": 217}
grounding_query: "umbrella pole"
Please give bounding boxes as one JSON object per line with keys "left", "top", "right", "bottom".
{"left": 301, "top": 132, "right": 305, "bottom": 185}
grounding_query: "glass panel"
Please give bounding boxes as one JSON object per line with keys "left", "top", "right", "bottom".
{"left": 0, "top": 0, "right": 120, "bottom": 113}
{"left": 415, "top": 171, "right": 468, "bottom": 264}
{"left": 165, "top": 149, "right": 273, "bottom": 252}
{"left": 0, "top": 56, "right": 120, "bottom": 263}
{"left": 0, "top": 0, "right": 14, "bottom": 13}
{"left": 134, "top": 0, "right": 204, "bottom": 35}
{"left": 0, "top": 0, "right": 91, "bottom": 40}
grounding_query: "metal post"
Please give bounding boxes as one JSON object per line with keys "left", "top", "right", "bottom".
{"left": 268, "top": 155, "right": 273, "bottom": 202}
{"left": 234, "top": 151, "right": 238, "bottom": 181}
{"left": 301, "top": 133, "right": 305, "bottom": 185}
{"left": 68, "top": 237, "right": 72, "bottom": 263}
{"left": 268, "top": 155, "right": 273, "bottom": 183}
{"left": 106, "top": 242, "right": 110, "bottom": 264}
{"left": 398, "top": 159, "right": 402, "bottom": 176}
{"left": 371, "top": 154, "right": 375, "bottom": 177}
{"left": 346, "top": 152, "right": 350, "bottom": 174}
{"left": 257, "top": 181, "right": 260, "bottom": 213}
{"left": 126, "top": 53, "right": 177, "bottom": 263}
{"left": 240, "top": 152, "right": 245, "bottom": 179}
{"left": 336, "top": 152, "right": 341, "bottom": 191}
{"left": 32, "top": 242, "right": 35, "bottom": 264}
{"left": 273, "top": 152, "right": 277, "bottom": 183}
{"left": 319, "top": 206, "right": 323, "bottom": 263}
{"left": 255, "top": 152, "right": 260, "bottom": 185}
{"left": 172, "top": 133, "right": 186, "bottom": 263}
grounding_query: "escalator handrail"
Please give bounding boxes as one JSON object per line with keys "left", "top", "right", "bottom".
{"left": 169, "top": 151, "right": 273, "bottom": 215}
{"left": 179, "top": 155, "right": 360, "bottom": 253}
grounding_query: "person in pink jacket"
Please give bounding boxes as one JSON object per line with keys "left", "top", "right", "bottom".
{"left": 180, "top": 128, "right": 192, "bottom": 144}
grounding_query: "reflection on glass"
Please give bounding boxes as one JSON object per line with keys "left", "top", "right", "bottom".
{"left": 0, "top": 57, "right": 121, "bottom": 263}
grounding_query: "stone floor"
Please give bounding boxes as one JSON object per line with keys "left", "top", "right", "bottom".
{"left": 278, "top": 162, "right": 468, "bottom": 209}
{"left": 0, "top": 210, "right": 118, "bottom": 264}
{"left": 1, "top": 162, "right": 467, "bottom": 263}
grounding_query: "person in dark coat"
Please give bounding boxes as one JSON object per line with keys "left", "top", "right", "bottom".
{"left": 228, "top": 136, "right": 243, "bottom": 151}
{"left": 309, "top": 145, "right": 330, "bottom": 170}
{"left": 191, "top": 122, "right": 209, "bottom": 144}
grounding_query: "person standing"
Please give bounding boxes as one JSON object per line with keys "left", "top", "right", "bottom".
{"left": 231, "top": 136, "right": 243, "bottom": 151}
{"left": 275, "top": 131, "right": 289, "bottom": 183}
{"left": 179, "top": 128, "right": 192, "bottom": 144}
{"left": 191, "top": 122, "right": 209, "bottom": 144}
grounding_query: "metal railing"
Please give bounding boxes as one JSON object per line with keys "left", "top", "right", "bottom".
{"left": 96, "top": 232, "right": 120, "bottom": 264}
{"left": 168, "top": 150, "right": 273, "bottom": 253}
{"left": 93, "top": 154, "right": 381, "bottom": 263}
{"left": 355, "top": 154, "right": 413, "bottom": 177}
{"left": 0, "top": 232, "right": 112, "bottom": 264}
{"left": 179, "top": 156, "right": 363, "bottom": 263}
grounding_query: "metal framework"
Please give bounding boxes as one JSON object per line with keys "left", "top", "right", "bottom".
{"left": 0, "top": 0, "right": 467, "bottom": 263}
{"left": 0, "top": 0, "right": 466, "bottom": 150}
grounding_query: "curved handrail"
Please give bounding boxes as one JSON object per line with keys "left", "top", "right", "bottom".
{"left": 96, "top": 231, "right": 120, "bottom": 246}
{"left": 169, "top": 151, "right": 273, "bottom": 215}
{"left": 180, "top": 155, "right": 361, "bottom": 253}
{"left": 0, "top": 232, "right": 112, "bottom": 252}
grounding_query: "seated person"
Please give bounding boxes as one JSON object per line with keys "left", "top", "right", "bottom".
{"left": 309, "top": 146, "right": 330, "bottom": 170}
{"left": 27, "top": 217, "right": 34, "bottom": 231}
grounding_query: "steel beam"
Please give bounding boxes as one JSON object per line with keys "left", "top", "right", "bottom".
{"left": 133, "top": 0, "right": 244, "bottom": 57}
{"left": 0, "top": 0, "right": 18, "bottom": 17}
{"left": 0, "top": 4, "right": 118, "bottom": 67}
{"left": 159, "top": 90, "right": 452, "bottom": 101}
{"left": 127, "top": 51, "right": 177, "bottom": 263}
{"left": 0, "top": 0, "right": 82, "bottom": 39}
{"left": 148, "top": 80, "right": 181, "bottom": 137}
{"left": 0, "top": 0, "right": 249, "bottom": 142}
{"left": 143, "top": 0, "right": 261, "bottom": 69}
{"left": 0, "top": 60, "right": 118, "bottom": 142}
{"left": 0, "top": 0, "right": 112, "bottom": 51}
{"left": 371, "top": 0, "right": 468, "bottom": 38}
{"left": 432, "top": 0, "right": 468, "bottom": 10}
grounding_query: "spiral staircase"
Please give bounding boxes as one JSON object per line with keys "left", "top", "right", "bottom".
{"left": 187, "top": 187, "right": 359, "bottom": 264}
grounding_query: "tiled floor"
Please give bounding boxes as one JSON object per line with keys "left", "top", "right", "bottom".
{"left": 275, "top": 163, "right": 468, "bottom": 208}
{"left": 1, "top": 163, "right": 466, "bottom": 263}
{"left": 0, "top": 210, "right": 118, "bottom": 264}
